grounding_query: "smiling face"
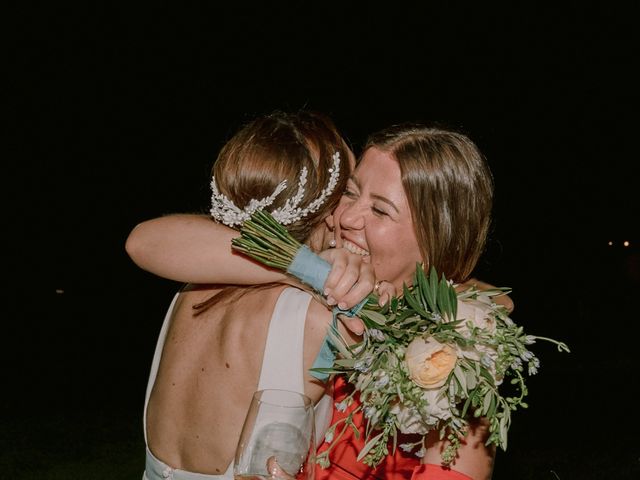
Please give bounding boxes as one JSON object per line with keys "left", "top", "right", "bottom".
{"left": 333, "top": 147, "right": 423, "bottom": 290}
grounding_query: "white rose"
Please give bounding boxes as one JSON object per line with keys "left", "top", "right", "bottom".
{"left": 390, "top": 402, "right": 430, "bottom": 435}
{"left": 405, "top": 337, "right": 458, "bottom": 389}
{"left": 456, "top": 299, "right": 502, "bottom": 385}
{"left": 456, "top": 299, "right": 497, "bottom": 336}
{"left": 421, "top": 388, "right": 452, "bottom": 422}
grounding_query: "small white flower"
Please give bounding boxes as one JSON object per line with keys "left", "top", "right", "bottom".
{"left": 415, "top": 447, "right": 426, "bottom": 458}
{"left": 373, "top": 370, "right": 389, "bottom": 389}
{"left": 481, "top": 353, "right": 494, "bottom": 368}
{"left": 324, "top": 430, "right": 334, "bottom": 443}
{"left": 355, "top": 356, "right": 373, "bottom": 372}
{"left": 367, "top": 328, "right": 386, "bottom": 342}
{"left": 521, "top": 350, "right": 534, "bottom": 361}
{"left": 335, "top": 400, "right": 348, "bottom": 412}
{"left": 399, "top": 443, "right": 414, "bottom": 453}
{"left": 528, "top": 356, "right": 540, "bottom": 375}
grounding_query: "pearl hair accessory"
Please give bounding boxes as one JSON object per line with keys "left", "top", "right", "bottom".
{"left": 210, "top": 152, "right": 341, "bottom": 228}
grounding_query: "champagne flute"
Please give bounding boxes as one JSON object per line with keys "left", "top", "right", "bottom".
{"left": 234, "top": 389, "right": 316, "bottom": 480}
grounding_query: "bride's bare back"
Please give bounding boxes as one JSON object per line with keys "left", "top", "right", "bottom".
{"left": 145, "top": 284, "right": 334, "bottom": 475}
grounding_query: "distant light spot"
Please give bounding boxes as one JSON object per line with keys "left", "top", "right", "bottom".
{"left": 608, "top": 241, "right": 613, "bottom": 246}
{"left": 624, "top": 241, "right": 630, "bottom": 247}
{"left": 55, "top": 289, "right": 65, "bottom": 294}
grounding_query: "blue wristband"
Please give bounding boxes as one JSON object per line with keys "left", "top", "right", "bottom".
{"left": 286, "top": 245, "right": 331, "bottom": 294}
{"left": 287, "top": 245, "right": 370, "bottom": 318}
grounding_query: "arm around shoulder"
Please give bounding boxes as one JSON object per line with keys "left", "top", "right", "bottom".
{"left": 125, "top": 213, "right": 287, "bottom": 284}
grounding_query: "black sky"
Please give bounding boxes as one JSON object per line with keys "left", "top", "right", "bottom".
{"left": 5, "top": 3, "right": 640, "bottom": 477}
{"left": 10, "top": 3, "right": 638, "bottom": 287}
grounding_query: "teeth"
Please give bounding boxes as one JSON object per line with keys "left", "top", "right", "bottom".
{"left": 343, "top": 240, "right": 370, "bottom": 256}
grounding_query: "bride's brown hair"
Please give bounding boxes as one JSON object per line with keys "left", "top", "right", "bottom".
{"left": 194, "top": 110, "right": 351, "bottom": 312}
{"left": 212, "top": 110, "right": 351, "bottom": 243}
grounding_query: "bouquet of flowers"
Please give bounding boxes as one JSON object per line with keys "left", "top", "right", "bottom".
{"left": 232, "top": 210, "right": 570, "bottom": 468}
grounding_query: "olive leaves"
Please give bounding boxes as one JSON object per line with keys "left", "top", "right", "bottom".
{"left": 231, "top": 211, "right": 569, "bottom": 469}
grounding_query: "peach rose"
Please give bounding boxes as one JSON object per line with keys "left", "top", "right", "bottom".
{"left": 405, "top": 337, "right": 457, "bottom": 389}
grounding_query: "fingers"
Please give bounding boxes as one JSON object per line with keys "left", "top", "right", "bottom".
{"left": 319, "top": 249, "right": 349, "bottom": 304}
{"left": 375, "top": 281, "right": 396, "bottom": 307}
{"left": 335, "top": 261, "right": 375, "bottom": 310}
{"left": 266, "top": 456, "right": 296, "bottom": 479}
{"left": 320, "top": 248, "right": 375, "bottom": 310}
{"left": 495, "top": 294, "right": 515, "bottom": 313}
{"left": 459, "top": 277, "right": 515, "bottom": 314}
{"left": 337, "top": 314, "right": 365, "bottom": 336}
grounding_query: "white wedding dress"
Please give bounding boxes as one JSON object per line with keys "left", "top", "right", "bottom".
{"left": 142, "top": 287, "right": 333, "bottom": 480}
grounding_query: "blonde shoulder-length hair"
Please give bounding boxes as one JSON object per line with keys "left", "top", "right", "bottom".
{"left": 363, "top": 124, "right": 494, "bottom": 283}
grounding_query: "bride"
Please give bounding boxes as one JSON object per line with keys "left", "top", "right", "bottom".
{"left": 135, "top": 110, "right": 372, "bottom": 480}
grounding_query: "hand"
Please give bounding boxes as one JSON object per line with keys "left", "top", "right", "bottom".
{"left": 458, "top": 277, "right": 515, "bottom": 314}
{"left": 319, "top": 248, "right": 375, "bottom": 310}
{"left": 266, "top": 456, "right": 296, "bottom": 479}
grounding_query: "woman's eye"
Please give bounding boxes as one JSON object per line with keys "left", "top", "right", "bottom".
{"left": 372, "top": 206, "right": 388, "bottom": 217}
{"left": 343, "top": 189, "right": 357, "bottom": 198}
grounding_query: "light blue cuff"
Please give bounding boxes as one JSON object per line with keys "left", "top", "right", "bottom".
{"left": 287, "top": 245, "right": 370, "bottom": 317}
{"left": 286, "top": 245, "right": 331, "bottom": 294}
{"left": 309, "top": 336, "right": 336, "bottom": 381}
{"left": 287, "top": 245, "right": 369, "bottom": 381}
{"left": 309, "top": 299, "right": 368, "bottom": 381}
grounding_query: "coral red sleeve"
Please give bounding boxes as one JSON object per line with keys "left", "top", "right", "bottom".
{"left": 411, "top": 463, "right": 473, "bottom": 480}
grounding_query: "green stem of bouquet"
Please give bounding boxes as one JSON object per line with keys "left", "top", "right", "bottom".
{"left": 231, "top": 210, "right": 302, "bottom": 270}
{"left": 316, "top": 404, "right": 363, "bottom": 468}
{"left": 531, "top": 336, "right": 571, "bottom": 353}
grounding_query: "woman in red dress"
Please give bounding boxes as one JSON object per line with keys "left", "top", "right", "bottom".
{"left": 313, "top": 124, "right": 495, "bottom": 480}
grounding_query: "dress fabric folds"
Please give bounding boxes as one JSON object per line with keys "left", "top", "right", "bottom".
{"left": 315, "top": 376, "right": 472, "bottom": 480}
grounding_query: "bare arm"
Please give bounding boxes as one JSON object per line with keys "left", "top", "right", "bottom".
{"left": 421, "top": 418, "right": 495, "bottom": 480}
{"left": 458, "top": 277, "right": 514, "bottom": 313}
{"left": 125, "top": 214, "right": 377, "bottom": 313}
{"left": 125, "top": 214, "right": 288, "bottom": 284}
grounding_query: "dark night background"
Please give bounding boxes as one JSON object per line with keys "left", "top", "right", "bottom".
{"left": 5, "top": 3, "right": 639, "bottom": 479}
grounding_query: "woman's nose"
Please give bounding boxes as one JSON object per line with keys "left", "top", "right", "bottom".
{"left": 339, "top": 201, "right": 365, "bottom": 230}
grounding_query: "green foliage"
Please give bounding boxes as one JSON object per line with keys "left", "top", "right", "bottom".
{"left": 231, "top": 211, "right": 570, "bottom": 469}
{"left": 317, "top": 266, "right": 569, "bottom": 468}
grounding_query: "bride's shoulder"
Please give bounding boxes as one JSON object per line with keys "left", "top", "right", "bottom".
{"left": 304, "top": 294, "right": 333, "bottom": 335}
